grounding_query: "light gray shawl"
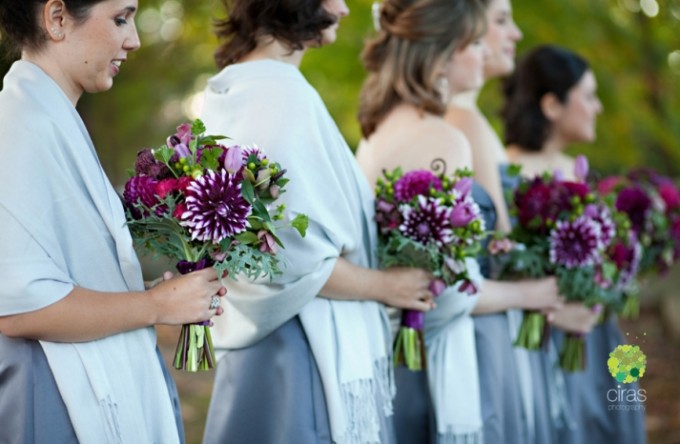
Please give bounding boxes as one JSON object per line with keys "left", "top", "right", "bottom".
{"left": 0, "top": 61, "right": 180, "bottom": 443}
{"left": 201, "top": 60, "right": 394, "bottom": 444}
{"left": 424, "top": 258, "right": 484, "bottom": 443}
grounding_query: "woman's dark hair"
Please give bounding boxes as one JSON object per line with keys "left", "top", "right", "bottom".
{"left": 358, "top": 0, "right": 486, "bottom": 138}
{"left": 501, "top": 45, "right": 589, "bottom": 151}
{"left": 0, "top": 0, "right": 105, "bottom": 54}
{"left": 214, "top": 0, "right": 336, "bottom": 69}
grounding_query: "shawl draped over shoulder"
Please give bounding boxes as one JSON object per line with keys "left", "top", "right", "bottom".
{"left": 0, "top": 61, "right": 180, "bottom": 444}
{"left": 201, "top": 60, "right": 394, "bottom": 444}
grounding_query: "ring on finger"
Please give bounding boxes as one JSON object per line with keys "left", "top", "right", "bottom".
{"left": 209, "top": 295, "right": 221, "bottom": 310}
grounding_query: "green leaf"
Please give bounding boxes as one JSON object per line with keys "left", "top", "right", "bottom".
{"left": 234, "top": 231, "right": 259, "bottom": 244}
{"left": 291, "top": 214, "right": 309, "bottom": 237}
{"left": 241, "top": 179, "right": 256, "bottom": 204}
{"left": 192, "top": 118, "right": 206, "bottom": 135}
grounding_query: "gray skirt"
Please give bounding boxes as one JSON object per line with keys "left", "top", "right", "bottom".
{"left": 392, "top": 366, "right": 435, "bottom": 444}
{"left": 203, "top": 316, "right": 395, "bottom": 444}
{"left": 0, "top": 334, "right": 184, "bottom": 444}
{"left": 474, "top": 313, "right": 528, "bottom": 444}
{"left": 556, "top": 316, "right": 646, "bottom": 444}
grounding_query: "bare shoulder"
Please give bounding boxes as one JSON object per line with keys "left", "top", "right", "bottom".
{"left": 445, "top": 106, "right": 488, "bottom": 135}
{"left": 410, "top": 117, "right": 472, "bottom": 170}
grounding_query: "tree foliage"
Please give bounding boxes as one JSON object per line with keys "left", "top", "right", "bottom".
{"left": 0, "top": 0, "right": 678, "bottom": 184}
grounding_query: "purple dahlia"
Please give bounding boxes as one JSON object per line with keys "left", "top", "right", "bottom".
{"left": 584, "top": 204, "right": 616, "bottom": 247}
{"left": 123, "top": 176, "right": 159, "bottom": 219}
{"left": 616, "top": 186, "right": 651, "bottom": 234}
{"left": 549, "top": 216, "right": 603, "bottom": 268}
{"left": 399, "top": 196, "right": 452, "bottom": 247}
{"left": 393, "top": 170, "right": 442, "bottom": 203}
{"left": 181, "top": 169, "right": 252, "bottom": 243}
{"left": 133, "top": 149, "right": 171, "bottom": 179}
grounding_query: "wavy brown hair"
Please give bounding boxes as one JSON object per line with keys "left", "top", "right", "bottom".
{"left": 214, "top": 0, "right": 336, "bottom": 69}
{"left": 358, "top": 0, "right": 486, "bottom": 138}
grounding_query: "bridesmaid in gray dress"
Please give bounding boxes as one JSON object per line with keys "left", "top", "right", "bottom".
{"left": 0, "top": 1, "right": 226, "bottom": 443}
{"left": 501, "top": 44, "right": 646, "bottom": 444}
{"left": 445, "top": 1, "right": 570, "bottom": 442}
{"left": 200, "top": 1, "right": 434, "bottom": 443}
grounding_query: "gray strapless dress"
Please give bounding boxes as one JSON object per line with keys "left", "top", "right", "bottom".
{"left": 555, "top": 315, "right": 646, "bottom": 444}
{"left": 0, "top": 334, "right": 184, "bottom": 444}
{"left": 203, "top": 316, "right": 396, "bottom": 444}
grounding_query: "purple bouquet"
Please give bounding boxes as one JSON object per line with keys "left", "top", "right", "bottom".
{"left": 123, "top": 119, "right": 307, "bottom": 372}
{"left": 375, "top": 161, "right": 486, "bottom": 370}
{"left": 491, "top": 156, "right": 635, "bottom": 370}
{"left": 598, "top": 168, "right": 680, "bottom": 318}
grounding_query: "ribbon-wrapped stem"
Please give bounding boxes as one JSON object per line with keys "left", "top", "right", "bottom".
{"left": 173, "top": 258, "right": 216, "bottom": 372}
{"left": 514, "top": 310, "right": 547, "bottom": 350}
{"left": 393, "top": 310, "right": 426, "bottom": 371}
{"left": 559, "top": 332, "right": 586, "bottom": 372}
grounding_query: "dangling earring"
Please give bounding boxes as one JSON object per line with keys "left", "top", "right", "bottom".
{"left": 436, "top": 76, "right": 450, "bottom": 103}
{"left": 372, "top": 2, "right": 382, "bottom": 32}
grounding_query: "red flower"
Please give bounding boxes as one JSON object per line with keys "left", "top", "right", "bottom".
{"left": 658, "top": 182, "right": 680, "bottom": 211}
{"left": 155, "top": 178, "right": 178, "bottom": 199}
{"left": 173, "top": 202, "right": 187, "bottom": 220}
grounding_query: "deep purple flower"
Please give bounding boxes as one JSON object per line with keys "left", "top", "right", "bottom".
{"left": 243, "top": 145, "right": 268, "bottom": 162}
{"left": 658, "top": 181, "right": 680, "bottom": 211}
{"left": 133, "top": 149, "right": 171, "bottom": 179}
{"left": 574, "top": 155, "right": 589, "bottom": 182}
{"left": 584, "top": 204, "right": 616, "bottom": 247}
{"left": 609, "top": 235, "right": 641, "bottom": 290}
{"left": 549, "top": 216, "right": 603, "bottom": 268}
{"left": 399, "top": 196, "right": 452, "bottom": 247}
{"left": 123, "top": 176, "right": 159, "bottom": 219}
{"left": 393, "top": 170, "right": 442, "bottom": 203}
{"left": 181, "top": 169, "right": 252, "bottom": 243}
{"left": 615, "top": 186, "right": 651, "bottom": 234}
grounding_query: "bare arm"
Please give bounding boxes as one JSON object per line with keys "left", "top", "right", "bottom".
{"left": 0, "top": 268, "right": 225, "bottom": 342}
{"left": 548, "top": 302, "right": 601, "bottom": 334}
{"left": 472, "top": 276, "right": 563, "bottom": 315}
{"left": 321, "top": 257, "right": 434, "bottom": 312}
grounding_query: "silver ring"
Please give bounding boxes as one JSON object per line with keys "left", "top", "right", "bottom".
{"left": 209, "top": 296, "right": 221, "bottom": 310}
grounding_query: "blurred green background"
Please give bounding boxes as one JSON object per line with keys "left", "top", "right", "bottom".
{"left": 2, "top": 0, "right": 679, "bottom": 187}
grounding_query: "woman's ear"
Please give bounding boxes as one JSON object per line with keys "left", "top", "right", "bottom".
{"left": 43, "top": 0, "right": 67, "bottom": 41}
{"left": 540, "top": 93, "right": 563, "bottom": 122}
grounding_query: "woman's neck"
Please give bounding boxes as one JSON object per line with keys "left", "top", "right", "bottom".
{"left": 239, "top": 38, "right": 305, "bottom": 67}
{"left": 448, "top": 89, "right": 480, "bottom": 110}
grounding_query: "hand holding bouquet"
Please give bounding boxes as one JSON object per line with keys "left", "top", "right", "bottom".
{"left": 491, "top": 156, "right": 636, "bottom": 370}
{"left": 123, "top": 119, "right": 308, "bottom": 371}
{"left": 374, "top": 160, "right": 486, "bottom": 370}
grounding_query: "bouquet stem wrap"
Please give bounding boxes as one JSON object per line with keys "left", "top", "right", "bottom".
{"left": 173, "top": 259, "right": 216, "bottom": 372}
{"left": 621, "top": 293, "right": 640, "bottom": 320}
{"left": 393, "top": 310, "right": 427, "bottom": 370}
{"left": 514, "top": 311, "right": 550, "bottom": 350}
{"left": 559, "top": 333, "right": 586, "bottom": 372}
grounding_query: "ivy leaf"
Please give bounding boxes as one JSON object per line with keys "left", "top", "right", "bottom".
{"left": 291, "top": 214, "right": 309, "bottom": 237}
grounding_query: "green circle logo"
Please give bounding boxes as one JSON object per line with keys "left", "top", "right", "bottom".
{"left": 607, "top": 344, "right": 646, "bottom": 383}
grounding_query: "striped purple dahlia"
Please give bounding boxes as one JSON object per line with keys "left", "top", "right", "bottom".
{"left": 181, "top": 169, "right": 252, "bottom": 243}
{"left": 399, "top": 196, "right": 452, "bottom": 247}
{"left": 549, "top": 216, "right": 603, "bottom": 268}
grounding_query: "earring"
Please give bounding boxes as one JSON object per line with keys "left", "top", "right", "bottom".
{"left": 51, "top": 27, "right": 63, "bottom": 38}
{"left": 436, "top": 76, "right": 450, "bottom": 103}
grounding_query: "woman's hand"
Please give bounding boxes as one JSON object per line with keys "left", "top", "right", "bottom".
{"left": 516, "top": 277, "right": 564, "bottom": 311}
{"left": 378, "top": 267, "right": 435, "bottom": 312}
{"left": 548, "top": 302, "right": 601, "bottom": 335}
{"left": 149, "top": 268, "right": 226, "bottom": 325}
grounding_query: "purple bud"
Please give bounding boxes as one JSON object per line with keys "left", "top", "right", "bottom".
{"left": 224, "top": 145, "right": 244, "bottom": 175}
{"left": 428, "top": 279, "right": 446, "bottom": 297}
{"left": 449, "top": 203, "right": 476, "bottom": 227}
{"left": 173, "top": 143, "right": 191, "bottom": 159}
{"left": 553, "top": 169, "right": 565, "bottom": 181}
{"left": 454, "top": 177, "right": 473, "bottom": 196}
{"left": 376, "top": 199, "right": 395, "bottom": 213}
{"left": 574, "top": 155, "right": 589, "bottom": 182}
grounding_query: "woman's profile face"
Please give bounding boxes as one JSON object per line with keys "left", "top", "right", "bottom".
{"left": 551, "top": 70, "right": 603, "bottom": 144}
{"left": 446, "top": 40, "right": 488, "bottom": 95}
{"left": 61, "top": 0, "right": 140, "bottom": 96}
{"left": 483, "top": 0, "right": 522, "bottom": 80}
{"left": 318, "top": 0, "right": 349, "bottom": 46}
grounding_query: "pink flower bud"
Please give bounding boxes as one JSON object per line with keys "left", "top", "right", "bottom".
{"left": 574, "top": 155, "right": 589, "bottom": 182}
{"left": 454, "top": 177, "right": 473, "bottom": 196}
{"left": 224, "top": 145, "right": 244, "bottom": 175}
{"left": 428, "top": 278, "right": 446, "bottom": 297}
